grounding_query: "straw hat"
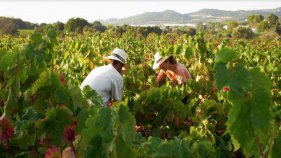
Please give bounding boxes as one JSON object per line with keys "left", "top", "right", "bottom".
{"left": 104, "top": 48, "right": 126, "bottom": 64}
{"left": 152, "top": 52, "right": 169, "bottom": 69}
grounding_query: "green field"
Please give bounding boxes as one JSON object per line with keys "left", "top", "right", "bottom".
{"left": 18, "top": 29, "right": 34, "bottom": 37}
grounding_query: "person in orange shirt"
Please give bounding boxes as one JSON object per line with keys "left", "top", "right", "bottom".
{"left": 152, "top": 52, "right": 192, "bottom": 128}
{"left": 153, "top": 52, "right": 192, "bottom": 86}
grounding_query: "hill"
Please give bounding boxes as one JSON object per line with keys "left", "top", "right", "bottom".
{"left": 101, "top": 7, "right": 281, "bottom": 25}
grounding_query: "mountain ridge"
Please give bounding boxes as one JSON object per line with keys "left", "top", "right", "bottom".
{"left": 101, "top": 7, "right": 281, "bottom": 25}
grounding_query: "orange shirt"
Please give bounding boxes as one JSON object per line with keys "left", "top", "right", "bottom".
{"left": 158, "top": 63, "right": 192, "bottom": 85}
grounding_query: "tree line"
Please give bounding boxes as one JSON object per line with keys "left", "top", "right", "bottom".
{"left": 0, "top": 14, "right": 280, "bottom": 40}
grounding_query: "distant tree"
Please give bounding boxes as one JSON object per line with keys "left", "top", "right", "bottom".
{"left": 137, "top": 26, "right": 162, "bottom": 37}
{"left": 205, "top": 22, "right": 216, "bottom": 33}
{"left": 83, "top": 25, "right": 93, "bottom": 34}
{"left": 185, "top": 27, "right": 196, "bottom": 36}
{"left": 227, "top": 20, "right": 239, "bottom": 33}
{"left": 214, "top": 22, "right": 223, "bottom": 32}
{"left": 34, "top": 23, "right": 55, "bottom": 34}
{"left": 258, "top": 30, "right": 279, "bottom": 42}
{"left": 266, "top": 14, "right": 279, "bottom": 27}
{"left": 34, "top": 23, "right": 49, "bottom": 33}
{"left": 0, "top": 18, "right": 18, "bottom": 36}
{"left": 204, "top": 22, "right": 224, "bottom": 33}
{"left": 2, "top": 23, "right": 18, "bottom": 36}
{"left": 162, "top": 26, "right": 172, "bottom": 34}
{"left": 248, "top": 14, "right": 264, "bottom": 27}
{"left": 92, "top": 21, "right": 106, "bottom": 32}
{"left": 275, "top": 24, "right": 281, "bottom": 35}
{"left": 12, "top": 18, "right": 35, "bottom": 29}
{"left": 112, "top": 26, "right": 126, "bottom": 37}
{"left": 0, "top": 17, "right": 35, "bottom": 29}
{"left": 232, "top": 26, "right": 254, "bottom": 39}
{"left": 172, "top": 27, "right": 196, "bottom": 36}
{"left": 257, "top": 21, "right": 269, "bottom": 32}
{"left": 163, "top": 32, "right": 179, "bottom": 44}
{"left": 53, "top": 21, "right": 64, "bottom": 32}
{"left": 196, "top": 22, "right": 207, "bottom": 32}
{"left": 65, "top": 17, "right": 90, "bottom": 33}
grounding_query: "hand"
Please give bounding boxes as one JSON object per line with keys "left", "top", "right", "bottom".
{"left": 135, "top": 125, "right": 143, "bottom": 132}
{"left": 121, "top": 69, "right": 126, "bottom": 76}
{"left": 62, "top": 146, "right": 76, "bottom": 158}
{"left": 108, "top": 99, "right": 114, "bottom": 108}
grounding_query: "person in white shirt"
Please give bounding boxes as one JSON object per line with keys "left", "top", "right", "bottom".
{"left": 80, "top": 48, "right": 126, "bottom": 107}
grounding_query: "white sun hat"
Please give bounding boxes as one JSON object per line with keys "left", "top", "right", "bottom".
{"left": 152, "top": 52, "right": 169, "bottom": 69}
{"left": 104, "top": 48, "right": 126, "bottom": 64}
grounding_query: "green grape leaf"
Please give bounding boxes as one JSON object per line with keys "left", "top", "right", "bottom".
{"left": 82, "top": 86, "right": 104, "bottom": 107}
{"left": 191, "top": 141, "right": 215, "bottom": 158}
{"left": 174, "top": 45, "right": 183, "bottom": 55}
{"left": 215, "top": 48, "right": 237, "bottom": 63}
{"left": 22, "top": 107, "right": 39, "bottom": 121}
{"left": 11, "top": 114, "right": 38, "bottom": 150}
{"left": 180, "top": 138, "right": 192, "bottom": 158}
{"left": 226, "top": 68, "right": 275, "bottom": 156}
{"left": 0, "top": 51, "right": 17, "bottom": 72}
{"left": 76, "top": 108, "right": 90, "bottom": 133}
{"left": 80, "top": 115, "right": 99, "bottom": 151}
{"left": 141, "top": 136, "right": 162, "bottom": 155}
{"left": 184, "top": 47, "right": 193, "bottom": 59}
{"left": 68, "top": 81, "right": 85, "bottom": 112}
{"left": 54, "top": 87, "right": 71, "bottom": 107}
{"left": 118, "top": 106, "right": 136, "bottom": 145}
{"left": 214, "top": 62, "right": 230, "bottom": 90}
{"left": 215, "top": 63, "right": 252, "bottom": 94}
{"left": 249, "top": 68, "right": 275, "bottom": 143}
{"left": 17, "top": 67, "right": 28, "bottom": 84}
{"left": 98, "top": 108, "right": 114, "bottom": 144}
{"left": 84, "top": 135, "right": 106, "bottom": 158}
{"left": 113, "top": 134, "right": 137, "bottom": 158}
{"left": 11, "top": 127, "right": 36, "bottom": 150}
{"left": 0, "top": 49, "right": 6, "bottom": 59}
{"left": 47, "top": 29, "right": 57, "bottom": 44}
{"left": 31, "top": 71, "right": 51, "bottom": 94}
{"left": 228, "top": 64, "right": 252, "bottom": 94}
{"left": 31, "top": 33, "right": 43, "bottom": 46}
{"left": 80, "top": 107, "right": 114, "bottom": 154}
{"left": 153, "top": 139, "right": 182, "bottom": 158}
{"left": 35, "top": 106, "right": 73, "bottom": 147}
{"left": 227, "top": 96, "right": 255, "bottom": 152}
{"left": 269, "top": 131, "right": 281, "bottom": 158}
{"left": 5, "top": 78, "right": 20, "bottom": 116}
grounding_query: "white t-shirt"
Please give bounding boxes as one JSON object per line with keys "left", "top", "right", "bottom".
{"left": 80, "top": 64, "right": 123, "bottom": 106}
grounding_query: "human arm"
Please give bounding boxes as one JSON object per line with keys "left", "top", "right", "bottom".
{"left": 109, "top": 78, "right": 123, "bottom": 107}
{"left": 156, "top": 69, "right": 166, "bottom": 85}
{"left": 108, "top": 99, "right": 114, "bottom": 108}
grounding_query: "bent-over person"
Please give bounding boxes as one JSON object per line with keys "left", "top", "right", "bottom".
{"left": 80, "top": 48, "right": 126, "bottom": 107}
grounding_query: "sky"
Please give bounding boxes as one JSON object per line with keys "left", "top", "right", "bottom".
{"left": 0, "top": 0, "right": 280, "bottom": 24}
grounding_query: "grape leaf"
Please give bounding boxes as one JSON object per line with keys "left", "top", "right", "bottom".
{"left": 84, "top": 135, "right": 106, "bottom": 158}
{"left": 5, "top": 78, "right": 20, "bottom": 116}
{"left": 226, "top": 68, "right": 274, "bottom": 156}
{"left": 215, "top": 48, "right": 237, "bottom": 63}
{"left": 215, "top": 62, "right": 252, "bottom": 94}
{"left": 35, "top": 106, "right": 73, "bottom": 147}
{"left": 118, "top": 106, "right": 136, "bottom": 145}
{"left": 0, "top": 51, "right": 17, "bottom": 72}
{"left": 269, "top": 131, "right": 281, "bottom": 158}
{"left": 184, "top": 47, "right": 193, "bottom": 59}
{"left": 113, "top": 134, "right": 137, "bottom": 158}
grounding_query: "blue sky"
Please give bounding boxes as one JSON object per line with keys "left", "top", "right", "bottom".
{"left": 0, "top": 1, "right": 280, "bottom": 23}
